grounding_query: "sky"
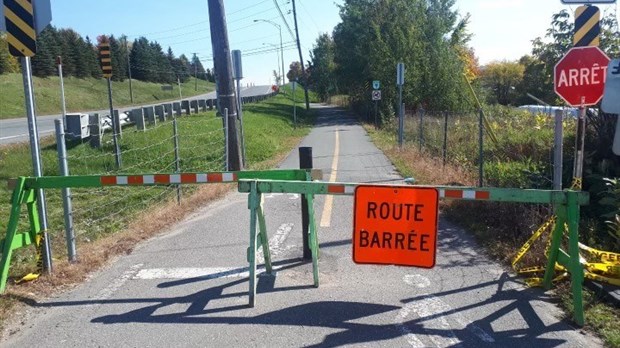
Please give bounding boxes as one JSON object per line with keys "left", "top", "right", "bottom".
{"left": 47, "top": 0, "right": 619, "bottom": 86}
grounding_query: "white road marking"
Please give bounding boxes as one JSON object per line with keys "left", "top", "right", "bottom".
{"left": 320, "top": 130, "right": 339, "bottom": 227}
{"left": 134, "top": 223, "right": 294, "bottom": 281}
{"left": 95, "top": 263, "right": 143, "bottom": 300}
{"left": 396, "top": 273, "right": 495, "bottom": 347}
{"left": 133, "top": 266, "right": 277, "bottom": 280}
{"left": 257, "top": 223, "right": 293, "bottom": 263}
{"left": 0, "top": 129, "right": 54, "bottom": 141}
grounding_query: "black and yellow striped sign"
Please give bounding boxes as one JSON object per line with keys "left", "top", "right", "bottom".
{"left": 574, "top": 5, "right": 600, "bottom": 47}
{"left": 3, "top": 0, "right": 36, "bottom": 57}
{"left": 98, "top": 41, "right": 112, "bottom": 78}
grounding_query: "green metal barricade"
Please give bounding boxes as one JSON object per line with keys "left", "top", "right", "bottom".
{"left": 237, "top": 179, "right": 589, "bottom": 325}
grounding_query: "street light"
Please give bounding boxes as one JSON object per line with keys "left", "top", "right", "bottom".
{"left": 254, "top": 19, "right": 285, "bottom": 86}
{"left": 263, "top": 43, "right": 281, "bottom": 85}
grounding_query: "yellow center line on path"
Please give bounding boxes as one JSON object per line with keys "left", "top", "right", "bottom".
{"left": 320, "top": 130, "right": 339, "bottom": 227}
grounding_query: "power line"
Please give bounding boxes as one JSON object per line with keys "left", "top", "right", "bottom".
{"left": 273, "top": 0, "right": 296, "bottom": 41}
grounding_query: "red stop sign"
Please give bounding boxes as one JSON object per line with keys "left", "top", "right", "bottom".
{"left": 554, "top": 46, "right": 610, "bottom": 106}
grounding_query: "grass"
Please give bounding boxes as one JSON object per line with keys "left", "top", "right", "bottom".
{"left": 0, "top": 73, "right": 215, "bottom": 119}
{"left": 0, "top": 85, "right": 317, "bottom": 337}
{"left": 361, "top": 111, "right": 620, "bottom": 347}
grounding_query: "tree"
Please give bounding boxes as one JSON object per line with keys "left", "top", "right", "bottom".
{"left": 190, "top": 54, "right": 206, "bottom": 80}
{"left": 31, "top": 26, "right": 58, "bottom": 77}
{"left": 480, "top": 60, "right": 524, "bottom": 105}
{"left": 286, "top": 61, "right": 305, "bottom": 82}
{"left": 0, "top": 34, "right": 20, "bottom": 74}
{"left": 332, "top": 0, "right": 473, "bottom": 115}
{"left": 308, "top": 33, "right": 336, "bottom": 101}
{"left": 84, "top": 36, "right": 102, "bottom": 79}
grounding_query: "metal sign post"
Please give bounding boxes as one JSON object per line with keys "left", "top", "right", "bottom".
{"left": 57, "top": 56, "right": 67, "bottom": 130}
{"left": 372, "top": 81, "right": 380, "bottom": 129}
{"left": 396, "top": 63, "right": 405, "bottom": 148}
{"left": 4, "top": 0, "right": 53, "bottom": 273}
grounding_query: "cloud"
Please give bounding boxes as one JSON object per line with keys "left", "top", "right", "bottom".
{"left": 477, "top": 0, "right": 526, "bottom": 10}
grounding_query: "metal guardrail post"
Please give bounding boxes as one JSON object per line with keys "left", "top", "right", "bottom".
{"left": 299, "top": 147, "right": 313, "bottom": 260}
{"left": 442, "top": 111, "right": 448, "bottom": 166}
{"left": 55, "top": 119, "right": 77, "bottom": 262}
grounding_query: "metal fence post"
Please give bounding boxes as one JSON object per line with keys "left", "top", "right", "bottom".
{"left": 442, "top": 111, "right": 448, "bottom": 166}
{"left": 173, "top": 116, "right": 182, "bottom": 205}
{"left": 224, "top": 108, "right": 229, "bottom": 171}
{"left": 554, "top": 109, "right": 564, "bottom": 190}
{"left": 55, "top": 119, "right": 76, "bottom": 262}
{"left": 478, "top": 108, "right": 484, "bottom": 187}
{"left": 299, "top": 147, "right": 313, "bottom": 260}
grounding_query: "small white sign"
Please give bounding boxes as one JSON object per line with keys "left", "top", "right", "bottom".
{"left": 372, "top": 90, "right": 381, "bottom": 101}
{"left": 602, "top": 59, "right": 620, "bottom": 115}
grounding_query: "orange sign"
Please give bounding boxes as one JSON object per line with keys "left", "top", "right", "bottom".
{"left": 353, "top": 185, "right": 439, "bottom": 268}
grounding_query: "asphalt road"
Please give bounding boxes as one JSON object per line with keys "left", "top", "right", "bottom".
{"left": 1, "top": 105, "right": 600, "bottom": 347}
{"left": 0, "top": 85, "right": 273, "bottom": 146}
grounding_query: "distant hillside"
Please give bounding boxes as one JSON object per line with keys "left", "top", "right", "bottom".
{"left": 0, "top": 74, "right": 214, "bottom": 119}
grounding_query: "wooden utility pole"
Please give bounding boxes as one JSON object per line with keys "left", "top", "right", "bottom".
{"left": 291, "top": 0, "right": 310, "bottom": 110}
{"left": 208, "top": 0, "right": 242, "bottom": 170}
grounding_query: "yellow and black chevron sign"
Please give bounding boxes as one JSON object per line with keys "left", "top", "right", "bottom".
{"left": 98, "top": 41, "right": 113, "bottom": 78}
{"left": 3, "top": 0, "right": 36, "bottom": 57}
{"left": 574, "top": 5, "right": 600, "bottom": 47}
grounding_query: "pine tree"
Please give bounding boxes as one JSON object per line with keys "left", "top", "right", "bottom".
{"left": 31, "top": 26, "right": 58, "bottom": 77}
{"left": 84, "top": 36, "right": 102, "bottom": 78}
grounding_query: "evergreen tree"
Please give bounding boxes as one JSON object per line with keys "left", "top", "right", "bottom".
{"left": 84, "top": 36, "right": 102, "bottom": 78}
{"left": 190, "top": 54, "right": 206, "bottom": 80}
{"left": 109, "top": 35, "right": 128, "bottom": 81}
{"left": 31, "top": 26, "right": 58, "bottom": 77}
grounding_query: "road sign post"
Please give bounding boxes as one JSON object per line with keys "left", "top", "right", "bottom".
{"left": 396, "top": 63, "right": 405, "bottom": 148}
{"left": 353, "top": 185, "right": 438, "bottom": 267}
{"left": 98, "top": 38, "right": 122, "bottom": 168}
{"left": 4, "top": 0, "right": 53, "bottom": 274}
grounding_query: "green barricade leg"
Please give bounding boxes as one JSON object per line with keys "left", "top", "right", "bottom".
{"left": 1, "top": 178, "right": 36, "bottom": 293}
{"left": 247, "top": 181, "right": 259, "bottom": 307}
{"left": 306, "top": 193, "right": 319, "bottom": 287}
{"left": 256, "top": 195, "right": 272, "bottom": 274}
{"left": 566, "top": 191, "right": 584, "bottom": 326}
{"left": 542, "top": 205, "right": 566, "bottom": 290}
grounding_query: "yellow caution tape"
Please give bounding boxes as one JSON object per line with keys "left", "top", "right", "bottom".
{"left": 585, "top": 262, "right": 620, "bottom": 277}
{"left": 584, "top": 271, "right": 620, "bottom": 287}
{"left": 578, "top": 242, "right": 620, "bottom": 265}
{"left": 17, "top": 233, "right": 43, "bottom": 284}
{"left": 512, "top": 216, "right": 556, "bottom": 270}
{"left": 15, "top": 272, "right": 40, "bottom": 284}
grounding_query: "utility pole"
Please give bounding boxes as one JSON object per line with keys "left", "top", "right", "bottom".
{"left": 208, "top": 0, "right": 242, "bottom": 171}
{"left": 291, "top": 0, "right": 310, "bottom": 110}
{"left": 192, "top": 52, "right": 198, "bottom": 91}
